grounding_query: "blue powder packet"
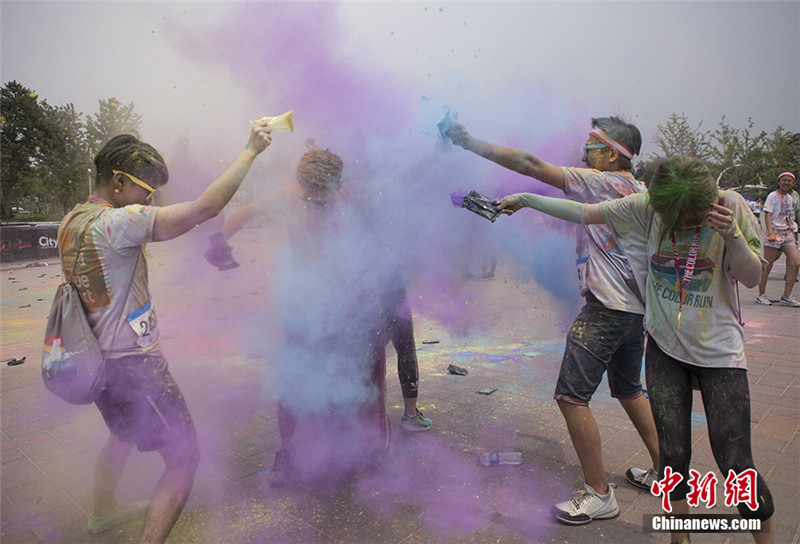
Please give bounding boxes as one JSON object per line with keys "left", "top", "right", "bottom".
{"left": 437, "top": 107, "right": 457, "bottom": 144}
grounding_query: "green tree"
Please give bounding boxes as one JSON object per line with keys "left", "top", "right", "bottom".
{"left": 37, "top": 103, "right": 92, "bottom": 214}
{"left": 760, "top": 127, "right": 800, "bottom": 189}
{"left": 85, "top": 97, "right": 142, "bottom": 157}
{"left": 650, "top": 113, "right": 709, "bottom": 160}
{"left": 706, "top": 117, "right": 768, "bottom": 190}
{"left": 0, "top": 81, "right": 53, "bottom": 219}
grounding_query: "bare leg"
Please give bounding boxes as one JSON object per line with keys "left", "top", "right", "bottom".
{"left": 277, "top": 402, "right": 297, "bottom": 448}
{"left": 139, "top": 428, "right": 200, "bottom": 544}
{"left": 781, "top": 242, "right": 800, "bottom": 298}
{"left": 403, "top": 397, "right": 417, "bottom": 417}
{"left": 266, "top": 403, "right": 297, "bottom": 488}
{"left": 670, "top": 499, "right": 690, "bottom": 544}
{"left": 92, "top": 432, "right": 135, "bottom": 518}
{"left": 758, "top": 247, "right": 781, "bottom": 296}
{"left": 753, "top": 514, "right": 775, "bottom": 544}
{"left": 558, "top": 400, "right": 608, "bottom": 494}
{"left": 619, "top": 394, "right": 659, "bottom": 468}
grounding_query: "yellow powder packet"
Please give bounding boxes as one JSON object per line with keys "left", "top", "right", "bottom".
{"left": 251, "top": 110, "right": 293, "bottom": 133}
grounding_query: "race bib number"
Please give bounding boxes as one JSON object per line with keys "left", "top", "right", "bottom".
{"left": 127, "top": 298, "right": 158, "bottom": 348}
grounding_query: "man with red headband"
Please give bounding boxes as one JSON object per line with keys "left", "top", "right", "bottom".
{"left": 756, "top": 171, "right": 800, "bottom": 306}
{"left": 449, "top": 117, "right": 659, "bottom": 525}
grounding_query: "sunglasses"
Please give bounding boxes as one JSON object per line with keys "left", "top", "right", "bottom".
{"left": 113, "top": 170, "right": 157, "bottom": 200}
{"left": 582, "top": 144, "right": 608, "bottom": 160}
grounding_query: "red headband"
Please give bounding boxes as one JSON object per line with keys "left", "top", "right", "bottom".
{"left": 779, "top": 171, "right": 796, "bottom": 181}
{"left": 588, "top": 127, "right": 634, "bottom": 160}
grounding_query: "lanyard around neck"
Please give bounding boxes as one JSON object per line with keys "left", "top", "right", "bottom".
{"left": 88, "top": 195, "right": 114, "bottom": 207}
{"left": 671, "top": 227, "right": 701, "bottom": 330}
{"left": 778, "top": 192, "right": 793, "bottom": 217}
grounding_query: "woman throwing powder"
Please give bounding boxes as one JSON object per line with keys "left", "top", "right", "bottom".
{"left": 495, "top": 157, "right": 774, "bottom": 544}
{"left": 57, "top": 123, "right": 272, "bottom": 543}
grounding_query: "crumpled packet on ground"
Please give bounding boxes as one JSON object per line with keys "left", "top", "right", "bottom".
{"left": 447, "top": 364, "right": 469, "bottom": 376}
{"left": 252, "top": 110, "right": 294, "bottom": 132}
{"left": 461, "top": 190, "right": 501, "bottom": 222}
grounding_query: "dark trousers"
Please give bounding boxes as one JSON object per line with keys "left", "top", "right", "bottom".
{"left": 646, "top": 336, "right": 774, "bottom": 521}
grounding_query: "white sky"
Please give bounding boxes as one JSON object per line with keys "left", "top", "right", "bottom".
{"left": 2, "top": 1, "right": 798, "bottom": 159}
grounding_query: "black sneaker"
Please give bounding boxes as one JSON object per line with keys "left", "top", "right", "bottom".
{"left": 204, "top": 232, "right": 240, "bottom": 271}
{"left": 625, "top": 467, "right": 657, "bottom": 490}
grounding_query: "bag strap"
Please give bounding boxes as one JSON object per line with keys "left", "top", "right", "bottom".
{"left": 63, "top": 207, "right": 107, "bottom": 283}
{"left": 62, "top": 205, "right": 145, "bottom": 359}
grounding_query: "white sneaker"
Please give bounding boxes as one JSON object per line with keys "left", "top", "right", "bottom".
{"left": 625, "top": 466, "right": 657, "bottom": 491}
{"left": 398, "top": 409, "right": 432, "bottom": 432}
{"left": 755, "top": 294, "right": 772, "bottom": 306}
{"left": 553, "top": 483, "right": 619, "bottom": 525}
{"left": 779, "top": 296, "right": 800, "bottom": 307}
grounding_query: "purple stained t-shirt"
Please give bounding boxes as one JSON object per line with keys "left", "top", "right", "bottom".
{"left": 562, "top": 167, "right": 647, "bottom": 314}
{"left": 58, "top": 201, "right": 159, "bottom": 358}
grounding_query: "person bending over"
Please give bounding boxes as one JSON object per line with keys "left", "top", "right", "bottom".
{"left": 497, "top": 156, "right": 775, "bottom": 544}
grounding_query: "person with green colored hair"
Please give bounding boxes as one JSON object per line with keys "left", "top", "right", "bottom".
{"left": 496, "top": 156, "right": 775, "bottom": 544}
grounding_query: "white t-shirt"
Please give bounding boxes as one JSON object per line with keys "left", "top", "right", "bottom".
{"left": 598, "top": 190, "right": 762, "bottom": 369}
{"left": 562, "top": 167, "right": 647, "bottom": 314}
{"left": 58, "top": 201, "right": 158, "bottom": 358}
{"left": 763, "top": 189, "right": 799, "bottom": 231}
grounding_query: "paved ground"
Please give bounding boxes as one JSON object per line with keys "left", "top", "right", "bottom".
{"left": 2, "top": 229, "right": 799, "bottom": 544}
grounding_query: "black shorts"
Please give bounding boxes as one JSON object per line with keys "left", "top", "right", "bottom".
{"left": 95, "top": 352, "right": 194, "bottom": 452}
{"left": 554, "top": 293, "right": 645, "bottom": 404}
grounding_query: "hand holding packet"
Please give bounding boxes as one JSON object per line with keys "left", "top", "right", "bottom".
{"left": 437, "top": 107, "right": 457, "bottom": 144}
{"left": 251, "top": 110, "right": 294, "bottom": 133}
{"left": 461, "top": 190, "right": 501, "bottom": 222}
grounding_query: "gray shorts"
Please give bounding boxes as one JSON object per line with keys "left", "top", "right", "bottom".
{"left": 95, "top": 351, "right": 194, "bottom": 452}
{"left": 554, "top": 293, "right": 645, "bottom": 405}
{"left": 763, "top": 229, "right": 797, "bottom": 250}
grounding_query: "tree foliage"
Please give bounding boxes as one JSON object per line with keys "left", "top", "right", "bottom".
{"left": 650, "top": 113, "right": 709, "bottom": 160}
{"left": 1, "top": 81, "right": 53, "bottom": 219}
{"left": 85, "top": 98, "right": 142, "bottom": 158}
{"left": 2, "top": 80, "right": 797, "bottom": 221}
{"left": 706, "top": 117, "right": 767, "bottom": 190}
{"left": 761, "top": 127, "right": 800, "bottom": 184}
{"left": 645, "top": 112, "right": 797, "bottom": 197}
{"left": 2, "top": 82, "right": 143, "bottom": 220}
{"left": 37, "top": 103, "right": 92, "bottom": 215}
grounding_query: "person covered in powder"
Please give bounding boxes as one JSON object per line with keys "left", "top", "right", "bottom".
{"left": 56, "top": 124, "right": 272, "bottom": 542}
{"left": 495, "top": 156, "right": 776, "bottom": 544}
{"left": 207, "top": 144, "right": 428, "bottom": 486}
{"left": 448, "top": 117, "right": 659, "bottom": 525}
{"left": 755, "top": 171, "right": 800, "bottom": 307}
{"left": 205, "top": 152, "right": 433, "bottom": 436}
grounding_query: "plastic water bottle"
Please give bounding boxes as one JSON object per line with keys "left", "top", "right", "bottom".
{"left": 477, "top": 452, "right": 522, "bottom": 466}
